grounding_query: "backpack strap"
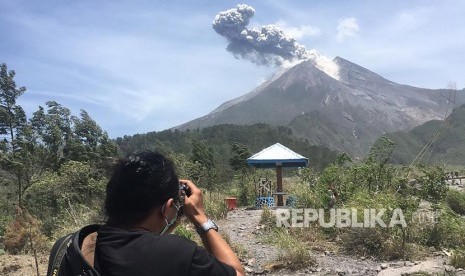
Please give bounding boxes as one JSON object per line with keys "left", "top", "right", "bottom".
{"left": 46, "top": 234, "right": 73, "bottom": 276}
{"left": 47, "top": 224, "right": 102, "bottom": 276}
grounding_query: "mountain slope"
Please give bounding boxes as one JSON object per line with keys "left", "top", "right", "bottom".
{"left": 382, "top": 104, "right": 465, "bottom": 165}
{"left": 175, "top": 57, "right": 464, "bottom": 157}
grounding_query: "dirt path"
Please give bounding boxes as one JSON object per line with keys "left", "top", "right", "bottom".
{"left": 217, "top": 208, "right": 461, "bottom": 276}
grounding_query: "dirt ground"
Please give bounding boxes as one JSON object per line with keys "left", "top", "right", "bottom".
{"left": 0, "top": 253, "right": 48, "bottom": 276}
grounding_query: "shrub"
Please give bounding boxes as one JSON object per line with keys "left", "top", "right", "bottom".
{"left": 341, "top": 190, "right": 419, "bottom": 260}
{"left": 23, "top": 161, "right": 106, "bottom": 236}
{"left": 52, "top": 204, "right": 103, "bottom": 240}
{"left": 204, "top": 191, "right": 228, "bottom": 220}
{"left": 3, "top": 208, "right": 48, "bottom": 254}
{"left": 417, "top": 166, "right": 448, "bottom": 203}
{"left": 267, "top": 228, "right": 315, "bottom": 270}
{"left": 450, "top": 248, "right": 465, "bottom": 269}
{"left": 446, "top": 189, "right": 465, "bottom": 215}
{"left": 410, "top": 204, "right": 465, "bottom": 249}
{"left": 259, "top": 206, "right": 276, "bottom": 230}
{"left": 173, "top": 223, "right": 196, "bottom": 241}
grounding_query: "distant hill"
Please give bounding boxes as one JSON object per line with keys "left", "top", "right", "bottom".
{"left": 380, "top": 104, "right": 465, "bottom": 165}
{"left": 175, "top": 56, "right": 465, "bottom": 158}
{"left": 116, "top": 123, "right": 339, "bottom": 170}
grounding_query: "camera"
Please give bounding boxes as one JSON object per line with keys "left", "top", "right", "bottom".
{"left": 179, "top": 183, "right": 192, "bottom": 197}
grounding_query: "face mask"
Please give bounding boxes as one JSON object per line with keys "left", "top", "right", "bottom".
{"left": 159, "top": 202, "right": 180, "bottom": 235}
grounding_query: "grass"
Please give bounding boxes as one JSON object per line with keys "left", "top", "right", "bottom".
{"left": 450, "top": 248, "right": 465, "bottom": 269}
{"left": 266, "top": 228, "right": 315, "bottom": 271}
{"left": 203, "top": 191, "right": 229, "bottom": 220}
{"left": 446, "top": 189, "right": 465, "bottom": 215}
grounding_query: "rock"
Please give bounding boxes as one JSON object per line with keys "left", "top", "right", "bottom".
{"left": 244, "top": 266, "right": 253, "bottom": 273}
{"left": 247, "top": 258, "right": 256, "bottom": 266}
{"left": 324, "top": 250, "right": 331, "bottom": 255}
{"left": 404, "top": 261, "right": 414, "bottom": 266}
{"left": 379, "top": 260, "right": 445, "bottom": 276}
{"left": 381, "top": 263, "right": 389, "bottom": 269}
{"left": 444, "top": 265, "right": 455, "bottom": 272}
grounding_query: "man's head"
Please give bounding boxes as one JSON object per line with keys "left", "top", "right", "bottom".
{"left": 105, "top": 151, "right": 179, "bottom": 227}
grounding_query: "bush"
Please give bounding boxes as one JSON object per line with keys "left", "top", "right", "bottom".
{"left": 23, "top": 161, "right": 106, "bottom": 236}
{"left": 3, "top": 208, "right": 48, "bottom": 254}
{"left": 52, "top": 204, "right": 103, "bottom": 240}
{"left": 341, "top": 227, "right": 413, "bottom": 260}
{"left": 173, "top": 223, "right": 196, "bottom": 241}
{"left": 446, "top": 189, "right": 465, "bottom": 215}
{"left": 259, "top": 206, "right": 276, "bottom": 230}
{"left": 450, "top": 248, "right": 465, "bottom": 269}
{"left": 417, "top": 166, "right": 448, "bottom": 203}
{"left": 266, "top": 228, "right": 315, "bottom": 270}
{"left": 204, "top": 191, "right": 228, "bottom": 220}
{"left": 340, "top": 190, "right": 419, "bottom": 260}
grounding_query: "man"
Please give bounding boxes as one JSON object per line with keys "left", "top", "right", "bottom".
{"left": 50, "top": 151, "right": 245, "bottom": 276}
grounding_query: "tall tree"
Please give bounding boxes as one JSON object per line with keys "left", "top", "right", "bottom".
{"left": 31, "top": 101, "right": 73, "bottom": 170}
{"left": 0, "top": 63, "right": 27, "bottom": 205}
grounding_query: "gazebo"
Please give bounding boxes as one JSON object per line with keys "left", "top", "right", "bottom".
{"left": 247, "top": 143, "right": 309, "bottom": 206}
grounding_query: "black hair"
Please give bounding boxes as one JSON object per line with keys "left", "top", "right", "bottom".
{"left": 104, "top": 150, "right": 179, "bottom": 227}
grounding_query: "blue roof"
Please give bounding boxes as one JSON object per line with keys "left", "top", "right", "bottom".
{"left": 247, "top": 143, "right": 308, "bottom": 168}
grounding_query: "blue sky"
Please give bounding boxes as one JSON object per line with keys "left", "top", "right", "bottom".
{"left": 1, "top": 0, "right": 464, "bottom": 137}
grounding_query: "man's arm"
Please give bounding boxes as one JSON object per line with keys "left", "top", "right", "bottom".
{"left": 181, "top": 180, "right": 245, "bottom": 276}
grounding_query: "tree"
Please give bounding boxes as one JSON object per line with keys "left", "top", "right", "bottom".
{"left": 0, "top": 63, "right": 27, "bottom": 147}
{"left": 229, "top": 143, "right": 251, "bottom": 173}
{"left": 31, "top": 101, "right": 73, "bottom": 170}
{"left": 0, "top": 63, "right": 27, "bottom": 205}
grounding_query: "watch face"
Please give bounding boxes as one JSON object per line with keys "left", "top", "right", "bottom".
{"left": 198, "top": 219, "right": 218, "bottom": 234}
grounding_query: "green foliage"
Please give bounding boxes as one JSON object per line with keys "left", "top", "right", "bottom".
{"left": 23, "top": 161, "right": 106, "bottom": 236}
{"left": 384, "top": 104, "right": 465, "bottom": 165}
{"left": 445, "top": 189, "right": 465, "bottom": 215}
{"left": 417, "top": 166, "right": 448, "bottom": 203}
{"left": 451, "top": 248, "right": 465, "bottom": 269}
{"left": 265, "top": 228, "right": 315, "bottom": 271}
{"left": 229, "top": 143, "right": 251, "bottom": 173}
{"left": 203, "top": 191, "right": 228, "bottom": 220}
{"left": 259, "top": 206, "right": 275, "bottom": 229}
{"left": 116, "top": 123, "right": 339, "bottom": 173}
{"left": 416, "top": 204, "right": 465, "bottom": 248}
{"left": 173, "top": 223, "right": 195, "bottom": 241}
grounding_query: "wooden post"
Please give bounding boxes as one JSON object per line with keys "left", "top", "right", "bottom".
{"left": 276, "top": 165, "right": 283, "bottom": 206}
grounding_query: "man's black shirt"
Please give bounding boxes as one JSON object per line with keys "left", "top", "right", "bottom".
{"left": 94, "top": 226, "right": 236, "bottom": 276}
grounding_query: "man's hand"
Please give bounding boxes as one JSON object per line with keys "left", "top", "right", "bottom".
{"left": 179, "top": 180, "right": 208, "bottom": 227}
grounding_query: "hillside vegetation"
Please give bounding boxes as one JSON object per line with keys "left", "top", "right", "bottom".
{"left": 116, "top": 124, "right": 339, "bottom": 171}
{"left": 379, "top": 104, "right": 465, "bottom": 165}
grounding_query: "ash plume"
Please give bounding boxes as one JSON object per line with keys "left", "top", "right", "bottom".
{"left": 213, "top": 4, "right": 310, "bottom": 66}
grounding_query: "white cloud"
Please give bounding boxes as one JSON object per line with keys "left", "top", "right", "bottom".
{"left": 336, "top": 17, "right": 359, "bottom": 42}
{"left": 275, "top": 20, "right": 320, "bottom": 40}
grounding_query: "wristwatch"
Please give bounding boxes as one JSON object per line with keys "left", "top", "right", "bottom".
{"left": 196, "top": 219, "right": 218, "bottom": 235}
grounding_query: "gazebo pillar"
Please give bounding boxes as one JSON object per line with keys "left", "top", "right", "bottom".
{"left": 276, "top": 165, "right": 283, "bottom": 206}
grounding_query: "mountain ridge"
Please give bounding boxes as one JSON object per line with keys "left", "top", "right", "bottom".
{"left": 174, "top": 56, "right": 465, "bottom": 157}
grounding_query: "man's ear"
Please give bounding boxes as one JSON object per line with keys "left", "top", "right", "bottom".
{"left": 161, "top": 198, "right": 174, "bottom": 216}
